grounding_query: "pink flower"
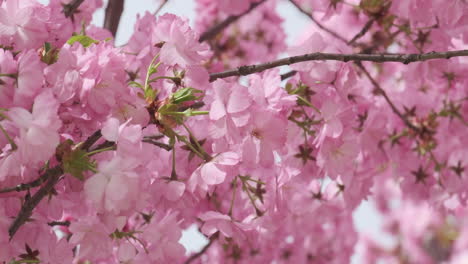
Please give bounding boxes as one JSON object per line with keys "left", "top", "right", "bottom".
{"left": 209, "top": 80, "right": 251, "bottom": 140}
{"left": 154, "top": 14, "right": 211, "bottom": 67}
{"left": 248, "top": 69, "right": 297, "bottom": 113}
{"left": 0, "top": 0, "right": 48, "bottom": 50}
{"left": 242, "top": 111, "right": 287, "bottom": 167}
{"left": 199, "top": 211, "right": 252, "bottom": 241}
{"left": 84, "top": 156, "right": 141, "bottom": 214}
{"left": 316, "top": 137, "right": 359, "bottom": 179}
{"left": 140, "top": 211, "right": 186, "bottom": 263}
{"left": 69, "top": 215, "right": 115, "bottom": 261}
{"left": 15, "top": 50, "right": 45, "bottom": 108}
{"left": 0, "top": 90, "right": 61, "bottom": 181}
{"left": 189, "top": 152, "right": 239, "bottom": 193}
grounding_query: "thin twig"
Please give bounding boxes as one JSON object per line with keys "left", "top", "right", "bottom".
{"left": 153, "top": 0, "right": 168, "bottom": 16}
{"left": 288, "top": 0, "right": 348, "bottom": 44}
{"left": 48, "top": 220, "right": 71, "bottom": 227}
{"left": 208, "top": 49, "right": 468, "bottom": 81}
{"left": 199, "top": 0, "right": 268, "bottom": 42}
{"left": 142, "top": 138, "right": 172, "bottom": 151}
{"left": 81, "top": 130, "right": 102, "bottom": 151}
{"left": 348, "top": 18, "right": 376, "bottom": 45}
{"left": 280, "top": 70, "right": 297, "bottom": 81}
{"left": 355, "top": 62, "right": 420, "bottom": 132}
{"left": 104, "top": 0, "right": 125, "bottom": 37}
{"left": 62, "top": 0, "right": 85, "bottom": 18}
{"left": 184, "top": 232, "right": 219, "bottom": 264}
{"left": 0, "top": 174, "right": 49, "bottom": 194}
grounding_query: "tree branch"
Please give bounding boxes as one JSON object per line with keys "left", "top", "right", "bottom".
{"left": 104, "top": 0, "right": 125, "bottom": 37}
{"left": 208, "top": 49, "right": 468, "bottom": 81}
{"left": 8, "top": 166, "right": 64, "bottom": 240}
{"left": 7, "top": 129, "right": 106, "bottom": 239}
{"left": 288, "top": 0, "right": 349, "bottom": 44}
{"left": 62, "top": 0, "right": 85, "bottom": 18}
{"left": 348, "top": 18, "right": 376, "bottom": 45}
{"left": 280, "top": 70, "right": 297, "bottom": 81}
{"left": 0, "top": 174, "right": 49, "bottom": 194}
{"left": 153, "top": 0, "right": 168, "bottom": 16}
{"left": 355, "top": 62, "right": 420, "bottom": 132}
{"left": 198, "top": 0, "right": 268, "bottom": 42}
{"left": 81, "top": 129, "right": 102, "bottom": 151}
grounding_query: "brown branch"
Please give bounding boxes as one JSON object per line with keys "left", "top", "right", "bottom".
{"left": 7, "top": 129, "right": 106, "bottom": 239}
{"left": 9, "top": 166, "right": 64, "bottom": 240}
{"left": 280, "top": 70, "right": 297, "bottom": 81}
{"left": 348, "top": 18, "right": 376, "bottom": 45}
{"left": 153, "top": 0, "right": 168, "bottom": 16}
{"left": 0, "top": 174, "right": 49, "bottom": 194}
{"left": 184, "top": 232, "right": 219, "bottom": 264}
{"left": 81, "top": 130, "right": 102, "bottom": 151}
{"left": 198, "top": 0, "right": 268, "bottom": 42}
{"left": 288, "top": 0, "right": 349, "bottom": 44}
{"left": 355, "top": 62, "right": 420, "bottom": 132}
{"left": 0, "top": 131, "right": 102, "bottom": 195}
{"left": 62, "top": 0, "right": 85, "bottom": 18}
{"left": 142, "top": 138, "right": 172, "bottom": 151}
{"left": 47, "top": 220, "right": 71, "bottom": 227}
{"left": 208, "top": 49, "right": 468, "bottom": 82}
{"left": 104, "top": 0, "right": 125, "bottom": 37}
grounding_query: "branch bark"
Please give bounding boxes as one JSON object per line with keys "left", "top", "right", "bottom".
{"left": 199, "top": 0, "right": 268, "bottom": 42}
{"left": 208, "top": 49, "right": 468, "bottom": 81}
{"left": 355, "top": 62, "right": 420, "bottom": 132}
{"left": 104, "top": 0, "right": 125, "bottom": 37}
{"left": 7, "top": 130, "right": 104, "bottom": 239}
{"left": 8, "top": 166, "right": 64, "bottom": 240}
{"left": 63, "top": 0, "right": 85, "bottom": 18}
{"left": 348, "top": 18, "right": 376, "bottom": 45}
{"left": 153, "top": 0, "right": 168, "bottom": 16}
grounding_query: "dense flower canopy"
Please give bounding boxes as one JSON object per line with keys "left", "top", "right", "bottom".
{"left": 0, "top": 0, "right": 467, "bottom": 263}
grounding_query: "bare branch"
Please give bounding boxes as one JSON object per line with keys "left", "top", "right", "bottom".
{"left": 355, "top": 62, "right": 420, "bottom": 132}
{"left": 280, "top": 70, "right": 297, "bottom": 81}
{"left": 208, "top": 49, "right": 468, "bottom": 81}
{"left": 48, "top": 220, "right": 71, "bottom": 227}
{"left": 153, "top": 0, "right": 168, "bottom": 16}
{"left": 62, "top": 0, "right": 85, "bottom": 18}
{"left": 7, "top": 128, "right": 107, "bottom": 239}
{"left": 348, "top": 18, "right": 376, "bottom": 45}
{"left": 104, "top": 0, "right": 125, "bottom": 37}
{"left": 81, "top": 129, "right": 102, "bottom": 151}
{"left": 199, "top": 0, "right": 268, "bottom": 42}
{"left": 0, "top": 174, "right": 49, "bottom": 194}
{"left": 0, "top": 130, "right": 102, "bottom": 195}
{"left": 9, "top": 166, "right": 64, "bottom": 240}
{"left": 142, "top": 138, "right": 172, "bottom": 151}
{"left": 184, "top": 232, "right": 219, "bottom": 264}
{"left": 288, "top": 0, "right": 348, "bottom": 44}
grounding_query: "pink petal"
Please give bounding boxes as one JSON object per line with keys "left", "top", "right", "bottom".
{"left": 201, "top": 162, "right": 226, "bottom": 185}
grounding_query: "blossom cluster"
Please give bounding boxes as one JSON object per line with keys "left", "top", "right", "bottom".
{"left": 0, "top": 0, "right": 467, "bottom": 263}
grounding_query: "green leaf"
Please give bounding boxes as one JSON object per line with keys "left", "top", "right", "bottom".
{"left": 145, "top": 88, "right": 156, "bottom": 101}
{"left": 66, "top": 35, "right": 99, "bottom": 48}
{"left": 62, "top": 148, "right": 96, "bottom": 181}
{"left": 171, "top": 87, "right": 203, "bottom": 104}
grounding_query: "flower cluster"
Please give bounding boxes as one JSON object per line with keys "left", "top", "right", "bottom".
{"left": 0, "top": 0, "right": 467, "bottom": 263}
